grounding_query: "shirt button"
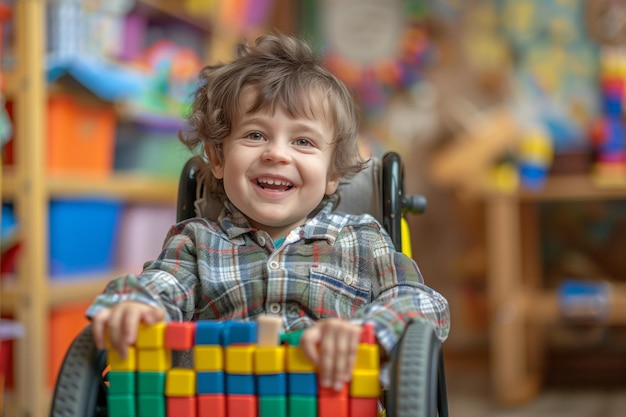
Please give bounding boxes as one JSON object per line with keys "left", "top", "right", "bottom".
{"left": 258, "top": 236, "right": 266, "bottom": 246}
{"left": 344, "top": 275, "right": 354, "bottom": 285}
{"left": 269, "top": 261, "right": 279, "bottom": 269}
{"left": 269, "top": 303, "right": 281, "bottom": 314}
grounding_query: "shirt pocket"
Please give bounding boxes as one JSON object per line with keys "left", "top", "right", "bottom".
{"left": 309, "top": 265, "right": 370, "bottom": 319}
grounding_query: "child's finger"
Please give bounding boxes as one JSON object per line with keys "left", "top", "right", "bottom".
{"left": 300, "top": 326, "right": 322, "bottom": 366}
{"left": 91, "top": 310, "right": 111, "bottom": 350}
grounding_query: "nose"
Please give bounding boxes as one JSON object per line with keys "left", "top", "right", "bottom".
{"left": 262, "top": 140, "right": 291, "bottom": 164}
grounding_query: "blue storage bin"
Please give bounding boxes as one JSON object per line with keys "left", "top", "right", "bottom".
{"left": 49, "top": 198, "right": 123, "bottom": 278}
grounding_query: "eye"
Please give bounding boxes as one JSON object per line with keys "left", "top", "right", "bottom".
{"left": 294, "top": 138, "right": 313, "bottom": 147}
{"left": 245, "top": 132, "right": 265, "bottom": 141}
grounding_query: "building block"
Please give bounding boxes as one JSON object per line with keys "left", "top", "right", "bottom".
{"left": 350, "top": 369, "right": 380, "bottom": 398}
{"left": 256, "top": 315, "right": 283, "bottom": 347}
{"left": 288, "top": 395, "right": 317, "bottom": 417}
{"left": 349, "top": 397, "right": 378, "bottom": 417}
{"left": 285, "top": 345, "right": 315, "bottom": 373}
{"left": 225, "top": 373, "right": 255, "bottom": 395}
{"left": 137, "top": 348, "right": 171, "bottom": 372}
{"left": 225, "top": 321, "right": 257, "bottom": 345}
{"left": 319, "top": 396, "right": 348, "bottom": 417}
{"left": 136, "top": 322, "right": 166, "bottom": 349}
{"left": 107, "top": 371, "right": 135, "bottom": 394}
{"left": 359, "top": 323, "right": 376, "bottom": 344}
{"left": 137, "top": 394, "right": 166, "bottom": 417}
{"left": 288, "top": 372, "right": 317, "bottom": 396}
{"left": 354, "top": 344, "right": 379, "bottom": 370}
{"left": 196, "top": 321, "right": 223, "bottom": 345}
{"left": 254, "top": 346, "right": 285, "bottom": 374}
{"left": 318, "top": 383, "right": 348, "bottom": 398}
{"left": 107, "top": 394, "right": 136, "bottom": 417}
{"left": 256, "top": 373, "right": 287, "bottom": 396}
{"left": 107, "top": 346, "right": 136, "bottom": 371}
{"left": 165, "top": 321, "right": 196, "bottom": 350}
{"left": 166, "top": 368, "right": 197, "bottom": 397}
{"left": 225, "top": 345, "right": 256, "bottom": 374}
{"left": 194, "top": 345, "right": 224, "bottom": 371}
{"left": 137, "top": 371, "right": 166, "bottom": 394}
{"left": 197, "top": 394, "right": 226, "bottom": 417}
{"left": 227, "top": 394, "right": 257, "bottom": 417}
{"left": 259, "top": 395, "right": 287, "bottom": 417}
{"left": 197, "top": 371, "right": 225, "bottom": 394}
{"left": 167, "top": 396, "right": 196, "bottom": 417}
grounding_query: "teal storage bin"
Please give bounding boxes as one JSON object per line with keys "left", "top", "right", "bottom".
{"left": 49, "top": 198, "right": 123, "bottom": 278}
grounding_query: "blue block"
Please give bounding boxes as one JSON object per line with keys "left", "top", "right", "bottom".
{"left": 257, "top": 373, "right": 287, "bottom": 396}
{"left": 224, "top": 321, "right": 257, "bottom": 345}
{"left": 288, "top": 373, "right": 318, "bottom": 396}
{"left": 197, "top": 371, "right": 225, "bottom": 394}
{"left": 196, "top": 321, "right": 223, "bottom": 345}
{"left": 226, "top": 373, "right": 255, "bottom": 395}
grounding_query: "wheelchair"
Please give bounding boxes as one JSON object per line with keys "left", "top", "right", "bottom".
{"left": 49, "top": 152, "right": 449, "bottom": 417}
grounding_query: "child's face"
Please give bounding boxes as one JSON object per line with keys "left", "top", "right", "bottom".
{"left": 209, "top": 88, "right": 340, "bottom": 239}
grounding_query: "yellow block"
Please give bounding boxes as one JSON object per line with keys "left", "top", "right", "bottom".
{"left": 225, "top": 345, "right": 256, "bottom": 374}
{"left": 350, "top": 369, "right": 380, "bottom": 398}
{"left": 137, "top": 348, "right": 171, "bottom": 372}
{"left": 254, "top": 346, "right": 286, "bottom": 374}
{"left": 286, "top": 345, "right": 315, "bottom": 373}
{"left": 194, "top": 345, "right": 224, "bottom": 371}
{"left": 166, "top": 368, "right": 196, "bottom": 397}
{"left": 136, "top": 322, "right": 166, "bottom": 349}
{"left": 354, "top": 344, "right": 379, "bottom": 371}
{"left": 107, "top": 346, "right": 136, "bottom": 371}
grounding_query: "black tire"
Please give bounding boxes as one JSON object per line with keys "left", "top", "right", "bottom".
{"left": 49, "top": 325, "right": 108, "bottom": 417}
{"left": 387, "top": 320, "right": 440, "bottom": 417}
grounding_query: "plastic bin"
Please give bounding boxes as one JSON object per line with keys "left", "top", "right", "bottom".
{"left": 49, "top": 198, "right": 123, "bottom": 278}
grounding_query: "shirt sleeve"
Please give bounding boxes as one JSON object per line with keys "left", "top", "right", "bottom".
{"left": 85, "top": 221, "right": 202, "bottom": 322}
{"left": 351, "top": 226, "right": 451, "bottom": 355}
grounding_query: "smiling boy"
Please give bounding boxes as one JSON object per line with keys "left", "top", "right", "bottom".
{"left": 88, "top": 34, "right": 449, "bottom": 392}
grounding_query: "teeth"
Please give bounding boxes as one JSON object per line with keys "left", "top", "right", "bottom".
{"left": 258, "top": 178, "right": 292, "bottom": 186}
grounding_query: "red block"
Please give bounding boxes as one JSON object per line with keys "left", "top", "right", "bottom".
{"left": 360, "top": 323, "right": 376, "bottom": 344}
{"left": 165, "top": 322, "right": 196, "bottom": 350}
{"left": 318, "top": 383, "right": 348, "bottom": 398}
{"left": 167, "top": 396, "right": 196, "bottom": 417}
{"left": 227, "top": 395, "right": 257, "bottom": 417}
{"left": 198, "top": 394, "right": 226, "bottom": 417}
{"left": 349, "top": 397, "right": 378, "bottom": 417}
{"left": 319, "top": 396, "right": 348, "bottom": 417}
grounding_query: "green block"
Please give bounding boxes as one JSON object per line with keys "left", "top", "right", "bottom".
{"left": 108, "top": 394, "right": 136, "bottom": 417}
{"left": 280, "top": 329, "right": 305, "bottom": 346}
{"left": 260, "top": 396, "right": 287, "bottom": 417}
{"left": 137, "top": 394, "right": 166, "bottom": 417}
{"left": 108, "top": 371, "right": 136, "bottom": 394}
{"left": 288, "top": 395, "right": 316, "bottom": 417}
{"left": 137, "top": 371, "right": 166, "bottom": 394}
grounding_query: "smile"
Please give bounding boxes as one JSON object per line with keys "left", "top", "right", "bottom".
{"left": 256, "top": 177, "right": 294, "bottom": 191}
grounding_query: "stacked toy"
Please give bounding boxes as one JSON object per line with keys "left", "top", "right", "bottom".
{"left": 105, "top": 316, "right": 381, "bottom": 417}
{"left": 591, "top": 47, "right": 626, "bottom": 185}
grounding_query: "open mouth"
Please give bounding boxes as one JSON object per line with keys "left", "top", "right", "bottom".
{"left": 257, "top": 177, "right": 294, "bottom": 191}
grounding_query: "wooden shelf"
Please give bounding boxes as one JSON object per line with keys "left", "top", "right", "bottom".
{"left": 2, "top": 170, "right": 179, "bottom": 203}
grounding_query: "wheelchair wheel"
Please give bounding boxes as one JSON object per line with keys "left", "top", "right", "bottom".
{"left": 387, "top": 319, "right": 440, "bottom": 417}
{"left": 49, "top": 325, "right": 108, "bottom": 417}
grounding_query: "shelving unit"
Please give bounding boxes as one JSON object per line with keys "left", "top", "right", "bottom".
{"left": 485, "top": 175, "right": 626, "bottom": 405}
{"left": 1, "top": 2, "right": 189, "bottom": 416}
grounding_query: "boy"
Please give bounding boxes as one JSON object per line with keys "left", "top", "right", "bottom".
{"left": 88, "top": 33, "right": 449, "bottom": 392}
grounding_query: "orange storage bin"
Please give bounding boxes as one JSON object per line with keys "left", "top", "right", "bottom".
{"left": 48, "top": 301, "right": 91, "bottom": 387}
{"left": 47, "top": 94, "right": 116, "bottom": 177}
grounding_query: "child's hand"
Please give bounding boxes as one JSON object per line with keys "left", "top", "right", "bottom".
{"left": 91, "top": 301, "right": 165, "bottom": 359}
{"left": 299, "top": 319, "right": 362, "bottom": 391}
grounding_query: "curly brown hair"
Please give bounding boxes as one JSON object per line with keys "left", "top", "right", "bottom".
{"left": 179, "top": 33, "right": 366, "bottom": 199}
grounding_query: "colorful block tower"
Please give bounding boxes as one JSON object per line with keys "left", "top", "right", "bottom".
{"left": 105, "top": 316, "right": 381, "bottom": 417}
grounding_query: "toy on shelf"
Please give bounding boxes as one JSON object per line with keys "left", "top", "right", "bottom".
{"left": 105, "top": 316, "right": 381, "bottom": 417}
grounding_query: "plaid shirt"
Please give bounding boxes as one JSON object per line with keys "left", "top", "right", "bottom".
{"left": 87, "top": 201, "right": 450, "bottom": 354}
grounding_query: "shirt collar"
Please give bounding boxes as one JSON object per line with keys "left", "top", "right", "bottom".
{"left": 217, "top": 200, "right": 344, "bottom": 245}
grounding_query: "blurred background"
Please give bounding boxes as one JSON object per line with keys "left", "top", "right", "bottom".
{"left": 1, "top": 0, "right": 626, "bottom": 416}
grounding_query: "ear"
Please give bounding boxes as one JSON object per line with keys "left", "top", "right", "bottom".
{"left": 325, "top": 173, "right": 340, "bottom": 195}
{"left": 206, "top": 144, "right": 224, "bottom": 179}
